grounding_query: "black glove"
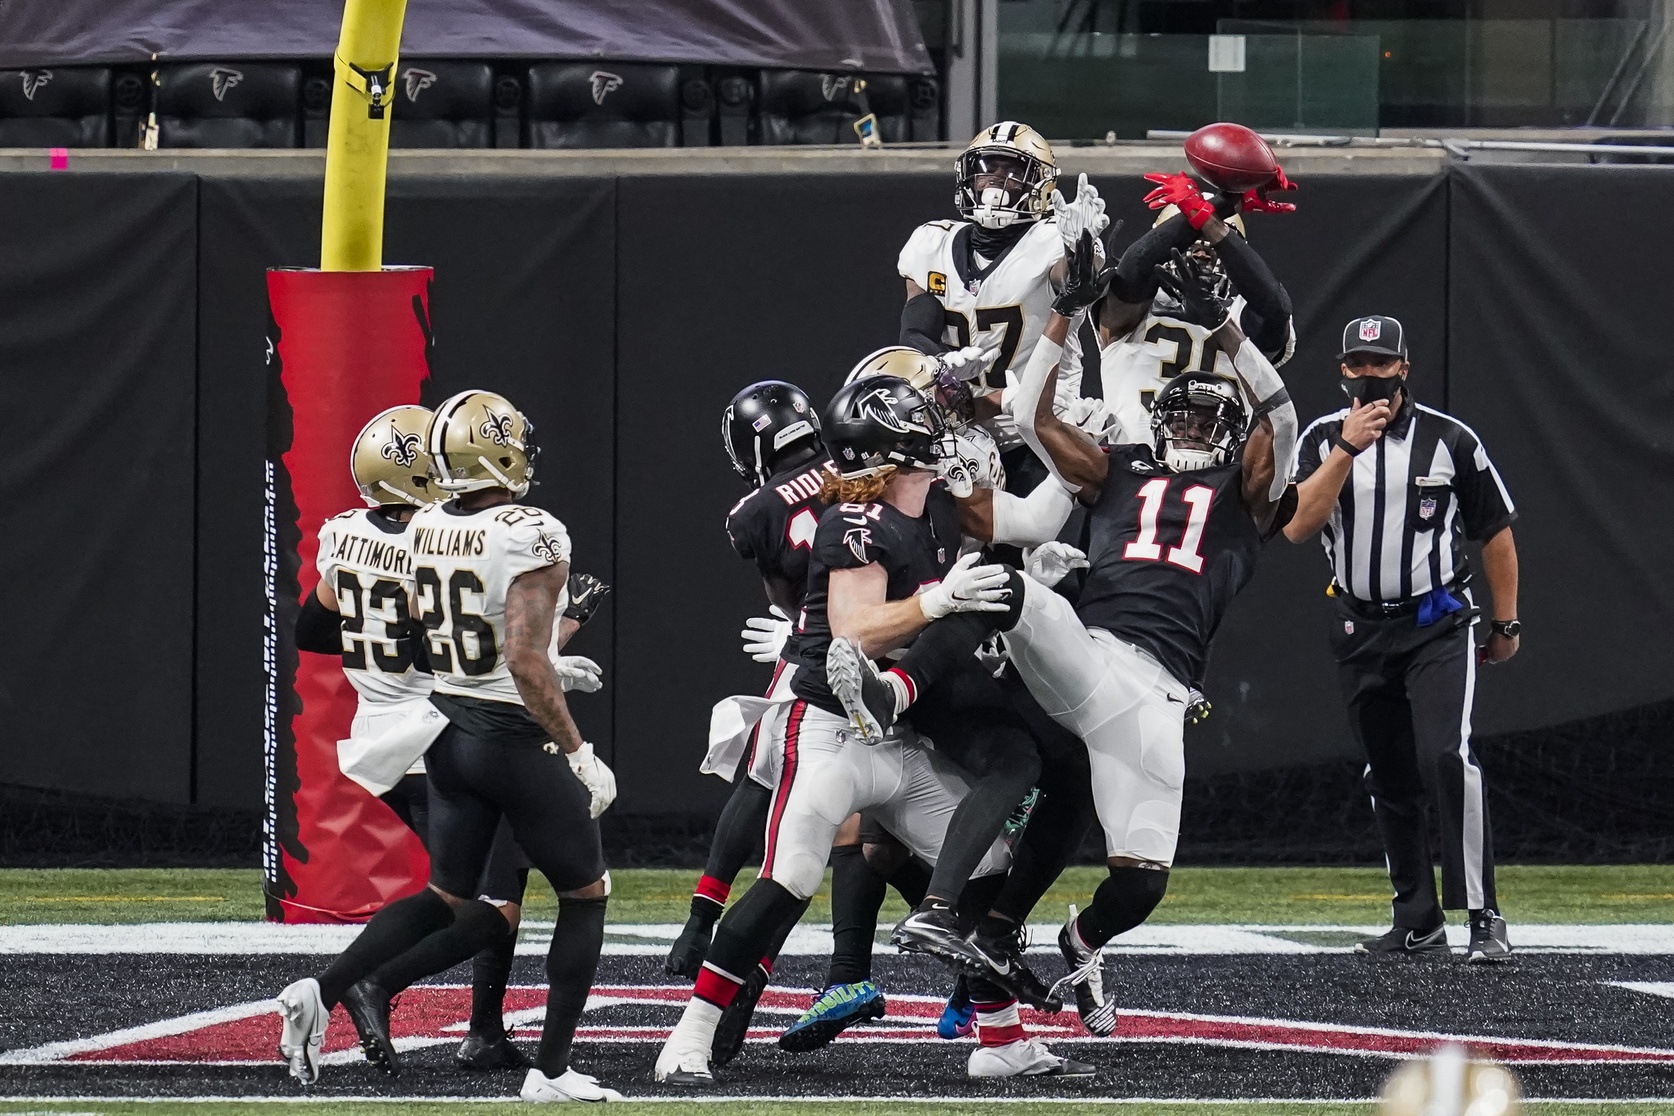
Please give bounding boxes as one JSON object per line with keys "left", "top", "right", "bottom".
{"left": 1051, "top": 229, "right": 1119, "bottom": 318}
{"left": 1153, "top": 248, "right": 1233, "bottom": 332}
{"left": 564, "top": 572, "right": 612, "bottom": 626}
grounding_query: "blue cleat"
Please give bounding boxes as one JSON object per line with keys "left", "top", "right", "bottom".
{"left": 778, "top": 981, "right": 886, "bottom": 1052}
{"left": 937, "top": 974, "right": 975, "bottom": 1040}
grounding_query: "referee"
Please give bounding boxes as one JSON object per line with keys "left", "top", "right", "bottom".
{"left": 1286, "top": 315, "right": 1519, "bottom": 963}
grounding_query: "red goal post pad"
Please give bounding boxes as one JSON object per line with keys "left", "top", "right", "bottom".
{"left": 263, "top": 266, "right": 434, "bottom": 924}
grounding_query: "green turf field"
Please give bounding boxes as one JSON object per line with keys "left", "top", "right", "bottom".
{"left": 0, "top": 1102, "right": 1670, "bottom": 1116}
{"left": 1, "top": 865, "right": 1670, "bottom": 925}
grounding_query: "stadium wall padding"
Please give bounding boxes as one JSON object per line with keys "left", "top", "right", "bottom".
{"left": 0, "top": 164, "right": 1667, "bottom": 813}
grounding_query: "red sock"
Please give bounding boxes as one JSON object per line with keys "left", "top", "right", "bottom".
{"left": 694, "top": 961, "right": 744, "bottom": 1009}
{"left": 694, "top": 875, "right": 730, "bottom": 907}
{"left": 973, "top": 998, "right": 1024, "bottom": 1046}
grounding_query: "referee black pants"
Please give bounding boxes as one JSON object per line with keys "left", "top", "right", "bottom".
{"left": 1331, "top": 607, "right": 1498, "bottom": 929}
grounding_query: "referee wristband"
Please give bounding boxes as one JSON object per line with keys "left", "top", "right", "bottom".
{"left": 1333, "top": 434, "right": 1365, "bottom": 457}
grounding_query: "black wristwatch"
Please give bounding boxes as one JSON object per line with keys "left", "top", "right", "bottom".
{"left": 1490, "top": 619, "right": 1521, "bottom": 638}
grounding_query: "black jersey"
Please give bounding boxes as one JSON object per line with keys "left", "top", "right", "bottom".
{"left": 1075, "top": 445, "right": 1264, "bottom": 689}
{"left": 725, "top": 460, "right": 830, "bottom": 658}
{"left": 793, "top": 483, "right": 963, "bottom": 716}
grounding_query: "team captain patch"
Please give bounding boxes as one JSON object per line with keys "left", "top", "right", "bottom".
{"left": 927, "top": 271, "right": 947, "bottom": 296}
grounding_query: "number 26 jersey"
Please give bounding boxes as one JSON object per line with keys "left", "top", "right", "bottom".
{"left": 407, "top": 500, "right": 572, "bottom": 706}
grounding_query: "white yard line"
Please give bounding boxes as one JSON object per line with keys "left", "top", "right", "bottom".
{"left": 4, "top": 1094, "right": 1674, "bottom": 1105}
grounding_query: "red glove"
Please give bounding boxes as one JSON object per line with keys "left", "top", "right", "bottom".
{"left": 1240, "top": 164, "right": 1298, "bottom": 215}
{"left": 1142, "top": 172, "right": 1216, "bottom": 230}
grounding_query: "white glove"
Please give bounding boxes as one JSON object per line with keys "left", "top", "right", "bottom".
{"left": 1053, "top": 173, "right": 1110, "bottom": 256}
{"left": 566, "top": 741, "right": 617, "bottom": 818}
{"left": 1025, "top": 541, "right": 1090, "bottom": 588}
{"left": 1065, "top": 396, "right": 1116, "bottom": 442}
{"left": 918, "top": 552, "right": 1012, "bottom": 619}
{"left": 939, "top": 330, "right": 1005, "bottom": 384}
{"left": 741, "top": 606, "right": 791, "bottom": 663}
{"left": 553, "top": 655, "right": 603, "bottom": 693}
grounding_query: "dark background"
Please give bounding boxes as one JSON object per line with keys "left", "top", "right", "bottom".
{"left": 0, "top": 163, "right": 1669, "bottom": 831}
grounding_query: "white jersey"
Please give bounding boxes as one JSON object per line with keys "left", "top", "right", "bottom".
{"left": 315, "top": 508, "right": 432, "bottom": 705}
{"left": 407, "top": 501, "right": 571, "bottom": 706}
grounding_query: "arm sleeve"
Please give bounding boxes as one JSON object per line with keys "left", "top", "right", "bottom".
{"left": 990, "top": 479, "right": 1077, "bottom": 547}
{"left": 295, "top": 592, "right": 342, "bottom": 655}
{"left": 1454, "top": 433, "right": 1518, "bottom": 541}
{"left": 1230, "top": 336, "right": 1297, "bottom": 503}
{"left": 1217, "top": 230, "right": 1293, "bottom": 360}
{"left": 1112, "top": 213, "right": 1195, "bottom": 305}
{"left": 502, "top": 510, "right": 572, "bottom": 580}
{"left": 900, "top": 291, "right": 951, "bottom": 355}
{"left": 1012, "top": 329, "right": 1073, "bottom": 490}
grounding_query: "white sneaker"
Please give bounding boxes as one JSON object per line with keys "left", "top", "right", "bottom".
{"left": 968, "top": 1037, "right": 1096, "bottom": 1079}
{"left": 275, "top": 978, "right": 327, "bottom": 1085}
{"left": 520, "top": 1067, "right": 623, "bottom": 1102}
{"left": 653, "top": 1036, "right": 715, "bottom": 1085}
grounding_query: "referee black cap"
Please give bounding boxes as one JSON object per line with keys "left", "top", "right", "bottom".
{"left": 1339, "top": 315, "right": 1408, "bottom": 361}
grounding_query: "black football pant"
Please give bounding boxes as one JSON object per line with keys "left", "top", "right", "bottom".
{"left": 1332, "top": 606, "right": 1498, "bottom": 930}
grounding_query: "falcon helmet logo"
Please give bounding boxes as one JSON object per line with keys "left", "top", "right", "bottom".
{"left": 857, "top": 387, "right": 919, "bottom": 436}
{"left": 479, "top": 409, "right": 515, "bottom": 446}
{"left": 404, "top": 69, "right": 437, "bottom": 102}
{"left": 1359, "top": 319, "right": 1382, "bottom": 342}
{"left": 844, "top": 527, "right": 873, "bottom": 564}
{"left": 820, "top": 74, "right": 851, "bottom": 101}
{"left": 209, "top": 67, "right": 244, "bottom": 102}
{"left": 531, "top": 532, "right": 565, "bottom": 564}
{"left": 21, "top": 70, "right": 51, "bottom": 101}
{"left": 381, "top": 427, "right": 422, "bottom": 468}
{"left": 589, "top": 71, "right": 623, "bottom": 106}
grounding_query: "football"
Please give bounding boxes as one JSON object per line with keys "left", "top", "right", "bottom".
{"left": 1184, "top": 122, "right": 1279, "bottom": 193}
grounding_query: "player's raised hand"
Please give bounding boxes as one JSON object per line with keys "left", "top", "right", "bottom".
{"left": 1024, "top": 541, "right": 1089, "bottom": 588}
{"left": 919, "top": 552, "right": 1012, "bottom": 619}
{"left": 1054, "top": 173, "right": 1109, "bottom": 255}
{"left": 1051, "top": 229, "right": 1118, "bottom": 317}
{"left": 1153, "top": 248, "right": 1232, "bottom": 331}
{"left": 1341, "top": 397, "right": 1392, "bottom": 452}
{"left": 1240, "top": 164, "right": 1298, "bottom": 215}
{"left": 741, "top": 606, "right": 791, "bottom": 662}
{"left": 1143, "top": 171, "right": 1216, "bottom": 229}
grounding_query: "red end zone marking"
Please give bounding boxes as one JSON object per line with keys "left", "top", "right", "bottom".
{"left": 7, "top": 985, "right": 1670, "bottom": 1066}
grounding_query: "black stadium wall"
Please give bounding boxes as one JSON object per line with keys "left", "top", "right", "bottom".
{"left": 0, "top": 163, "right": 1670, "bottom": 831}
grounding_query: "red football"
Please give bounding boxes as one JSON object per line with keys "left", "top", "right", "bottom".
{"left": 1184, "top": 122, "right": 1279, "bottom": 194}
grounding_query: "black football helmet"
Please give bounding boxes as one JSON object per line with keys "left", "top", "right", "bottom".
{"left": 822, "top": 375, "right": 947, "bottom": 480}
{"left": 723, "top": 380, "right": 824, "bottom": 486}
{"left": 1150, "top": 371, "right": 1247, "bottom": 472}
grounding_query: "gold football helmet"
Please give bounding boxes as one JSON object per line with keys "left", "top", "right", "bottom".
{"left": 1378, "top": 1048, "right": 1523, "bottom": 1116}
{"left": 844, "top": 346, "right": 975, "bottom": 430}
{"left": 957, "top": 121, "right": 1057, "bottom": 229}
{"left": 427, "top": 390, "right": 536, "bottom": 498}
{"left": 351, "top": 405, "right": 436, "bottom": 507}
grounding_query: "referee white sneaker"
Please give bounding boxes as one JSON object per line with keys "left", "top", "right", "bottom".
{"left": 520, "top": 1067, "right": 623, "bottom": 1102}
{"left": 968, "top": 1037, "right": 1095, "bottom": 1078}
{"left": 275, "top": 977, "right": 327, "bottom": 1085}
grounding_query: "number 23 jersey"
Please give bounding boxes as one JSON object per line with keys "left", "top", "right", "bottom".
{"left": 407, "top": 500, "right": 572, "bottom": 706}
{"left": 316, "top": 507, "right": 431, "bottom": 704}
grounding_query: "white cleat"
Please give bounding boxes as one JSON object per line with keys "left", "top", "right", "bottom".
{"left": 653, "top": 1037, "right": 716, "bottom": 1086}
{"left": 968, "top": 1037, "right": 1096, "bottom": 1079}
{"left": 275, "top": 977, "right": 327, "bottom": 1085}
{"left": 520, "top": 1067, "right": 624, "bottom": 1102}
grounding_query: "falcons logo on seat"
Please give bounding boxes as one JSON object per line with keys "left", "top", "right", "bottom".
{"left": 210, "top": 67, "right": 244, "bottom": 102}
{"left": 820, "top": 75, "right": 850, "bottom": 102}
{"left": 589, "top": 71, "right": 623, "bottom": 106}
{"left": 479, "top": 409, "right": 515, "bottom": 446}
{"left": 21, "top": 71, "right": 52, "bottom": 101}
{"left": 381, "top": 428, "right": 422, "bottom": 468}
{"left": 404, "top": 69, "right": 437, "bottom": 103}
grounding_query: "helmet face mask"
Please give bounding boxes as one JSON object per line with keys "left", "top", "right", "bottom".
{"left": 955, "top": 122, "right": 1057, "bottom": 230}
{"left": 1150, "top": 374, "right": 1247, "bottom": 472}
{"left": 427, "top": 390, "right": 537, "bottom": 498}
{"left": 722, "top": 380, "right": 823, "bottom": 487}
{"left": 352, "top": 405, "right": 436, "bottom": 508}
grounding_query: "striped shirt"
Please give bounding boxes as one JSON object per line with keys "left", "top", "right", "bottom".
{"left": 1295, "top": 394, "right": 1516, "bottom": 603}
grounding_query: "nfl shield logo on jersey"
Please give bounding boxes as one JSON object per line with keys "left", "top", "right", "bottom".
{"left": 1360, "top": 319, "right": 1382, "bottom": 342}
{"left": 1419, "top": 496, "right": 1437, "bottom": 522}
{"left": 1344, "top": 620, "right": 1354, "bottom": 635}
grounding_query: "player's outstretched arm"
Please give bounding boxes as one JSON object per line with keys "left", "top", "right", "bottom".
{"left": 506, "top": 561, "right": 586, "bottom": 755}
{"left": 827, "top": 563, "right": 933, "bottom": 659}
{"left": 955, "top": 480, "right": 1077, "bottom": 547}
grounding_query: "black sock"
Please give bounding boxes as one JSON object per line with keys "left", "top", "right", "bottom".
{"left": 535, "top": 896, "right": 607, "bottom": 1077}
{"left": 366, "top": 898, "right": 513, "bottom": 998}
{"left": 1074, "top": 867, "right": 1170, "bottom": 950}
{"left": 826, "top": 845, "right": 886, "bottom": 987}
{"left": 990, "top": 779, "right": 1097, "bottom": 925}
{"left": 469, "top": 921, "right": 519, "bottom": 1038}
{"left": 891, "top": 611, "right": 1007, "bottom": 698}
{"left": 318, "top": 888, "right": 454, "bottom": 1008}
{"left": 954, "top": 873, "right": 1006, "bottom": 935}
{"left": 703, "top": 770, "right": 771, "bottom": 883}
{"left": 706, "top": 879, "right": 808, "bottom": 982}
{"left": 924, "top": 757, "right": 1040, "bottom": 901}
{"left": 885, "top": 857, "right": 931, "bottom": 910}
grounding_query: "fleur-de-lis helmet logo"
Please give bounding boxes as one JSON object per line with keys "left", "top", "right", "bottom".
{"left": 381, "top": 425, "right": 422, "bottom": 468}
{"left": 480, "top": 408, "right": 515, "bottom": 446}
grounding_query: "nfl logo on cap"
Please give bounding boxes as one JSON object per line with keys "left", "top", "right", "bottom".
{"left": 1359, "top": 319, "right": 1382, "bottom": 342}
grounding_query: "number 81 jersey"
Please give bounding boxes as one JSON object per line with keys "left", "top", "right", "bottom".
{"left": 316, "top": 508, "right": 431, "bottom": 703}
{"left": 408, "top": 501, "right": 572, "bottom": 706}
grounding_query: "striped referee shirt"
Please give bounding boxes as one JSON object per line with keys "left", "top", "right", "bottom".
{"left": 1295, "top": 391, "right": 1516, "bottom": 603}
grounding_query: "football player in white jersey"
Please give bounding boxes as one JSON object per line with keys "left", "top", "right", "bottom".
{"left": 277, "top": 391, "right": 621, "bottom": 1104}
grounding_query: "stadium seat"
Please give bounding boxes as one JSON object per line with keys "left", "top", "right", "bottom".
{"left": 111, "top": 72, "right": 148, "bottom": 148}
{"left": 756, "top": 71, "right": 912, "bottom": 145}
{"left": 908, "top": 77, "right": 941, "bottom": 142}
{"left": 301, "top": 70, "right": 331, "bottom": 149}
{"left": 388, "top": 60, "right": 493, "bottom": 149}
{"left": 714, "top": 70, "right": 754, "bottom": 145}
{"left": 524, "top": 62, "right": 710, "bottom": 148}
{"left": 0, "top": 67, "right": 111, "bottom": 147}
{"left": 492, "top": 75, "right": 522, "bottom": 149}
{"left": 154, "top": 62, "right": 300, "bottom": 148}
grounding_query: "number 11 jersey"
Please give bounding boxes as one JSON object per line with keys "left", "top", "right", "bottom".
{"left": 1074, "top": 445, "right": 1263, "bottom": 690}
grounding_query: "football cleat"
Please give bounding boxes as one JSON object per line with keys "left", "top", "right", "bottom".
{"left": 340, "top": 979, "right": 400, "bottom": 1076}
{"left": 1356, "top": 923, "right": 1451, "bottom": 959}
{"left": 712, "top": 962, "right": 769, "bottom": 1067}
{"left": 665, "top": 912, "right": 717, "bottom": 978}
{"left": 1466, "top": 910, "right": 1513, "bottom": 964}
{"left": 827, "top": 637, "right": 896, "bottom": 745}
{"left": 653, "top": 1038, "right": 716, "bottom": 1086}
{"left": 890, "top": 901, "right": 972, "bottom": 963}
{"left": 968, "top": 1038, "right": 1096, "bottom": 1079}
{"left": 275, "top": 977, "right": 327, "bottom": 1085}
{"left": 1054, "top": 906, "right": 1117, "bottom": 1037}
{"left": 519, "top": 1067, "right": 623, "bottom": 1102}
{"left": 457, "top": 1029, "right": 531, "bottom": 1071}
{"left": 966, "top": 925, "right": 1064, "bottom": 1012}
{"left": 779, "top": 981, "right": 887, "bottom": 1052}
{"left": 937, "top": 975, "right": 976, "bottom": 1040}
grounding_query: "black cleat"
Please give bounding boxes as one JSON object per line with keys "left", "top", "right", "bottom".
{"left": 1356, "top": 923, "right": 1451, "bottom": 959}
{"left": 1466, "top": 909, "right": 1513, "bottom": 963}
{"left": 340, "top": 980, "right": 400, "bottom": 1077}
{"left": 827, "top": 636, "right": 897, "bottom": 745}
{"left": 712, "top": 962, "right": 769, "bottom": 1067}
{"left": 890, "top": 901, "right": 974, "bottom": 964}
{"left": 666, "top": 909, "right": 719, "bottom": 977}
{"left": 455, "top": 1029, "right": 530, "bottom": 1070}
{"left": 1056, "top": 911, "right": 1116, "bottom": 1037}
{"left": 966, "top": 925, "right": 1064, "bottom": 1012}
